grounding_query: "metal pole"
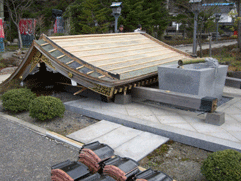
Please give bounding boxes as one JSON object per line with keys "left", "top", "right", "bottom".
{"left": 114, "top": 16, "right": 118, "bottom": 33}
{"left": 209, "top": 33, "right": 212, "bottom": 57}
{"left": 193, "top": 12, "right": 198, "bottom": 57}
{"left": 216, "top": 18, "right": 219, "bottom": 41}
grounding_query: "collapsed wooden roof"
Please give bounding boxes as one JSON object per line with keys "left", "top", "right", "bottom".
{"left": 2, "top": 33, "right": 192, "bottom": 98}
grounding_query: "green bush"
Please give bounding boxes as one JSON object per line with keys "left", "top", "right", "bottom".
{"left": 29, "top": 96, "right": 65, "bottom": 121}
{"left": 201, "top": 149, "right": 241, "bottom": 181}
{"left": 2, "top": 88, "right": 36, "bottom": 113}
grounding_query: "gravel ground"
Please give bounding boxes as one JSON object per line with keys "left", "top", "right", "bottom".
{"left": 0, "top": 117, "right": 79, "bottom": 181}
{"left": 7, "top": 92, "right": 98, "bottom": 136}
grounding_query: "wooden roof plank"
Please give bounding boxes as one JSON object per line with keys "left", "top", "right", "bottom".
{"left": 81, "top": 48, "right": 167, "bottom": 63}
{"left": 62, "top": 39, "right": 153, "bottom": 53}
{"left": 94, "top": 50, "right": 174, "bottom": 67}
{"left": 115, "top": 56, "right": 187, "bottom": 74}
{"left": 105, "top": 53, "right": 181, "bottom": 71}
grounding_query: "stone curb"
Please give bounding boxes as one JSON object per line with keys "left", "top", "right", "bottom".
{"left": 64, "top": 102, "right": 241, "bottom": 152}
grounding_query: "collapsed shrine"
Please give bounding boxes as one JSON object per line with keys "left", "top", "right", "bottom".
{"left": 2, "top": 32, "right": 192, "bottom": 99}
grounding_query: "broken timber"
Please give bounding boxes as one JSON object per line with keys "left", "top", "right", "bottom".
{"left": 1, "top": 33, "right": 192, "bottom": 98}
{"left": 132, "top": 87, "right": 218, "bottom": 113}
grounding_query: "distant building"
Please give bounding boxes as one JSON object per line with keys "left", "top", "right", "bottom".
{"left": 165, "top": 1, "right": 236, "bottom": 38}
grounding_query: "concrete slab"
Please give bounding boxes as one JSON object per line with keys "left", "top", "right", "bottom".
{"left": 64, "top": 86, "right": 241, "bottom": 152}
{"left": 67, "top": 120, "right": 121, "bottom": 143}
{"left": 115, "top": 132, "right": 169, "bottom": 161}
{"left": 67, "top": 120, "right": 169, "bottom": 161}
{"left": 91, "top": 126, "right": 142, "bottom": 149}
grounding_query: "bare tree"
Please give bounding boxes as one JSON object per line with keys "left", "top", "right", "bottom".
{"left": 0, "top": 0, "right": 33, "bottom": 49}
{"left": 36, "top": 15, "right": 45, "bottom": 36}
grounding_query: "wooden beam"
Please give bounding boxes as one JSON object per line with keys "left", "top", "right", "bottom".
{"left": 98, "top": 75, "right": 106, "bottom": 79}
{"left": 41, "top": 43, "right": 49, "bottom": 46}
{"left": 76, "top": 65, "right": 84, "bottom": 70}
{"left": 87, "top": 70, "right": 94, "bottom": 75}
{"left": 114, "top": 89, "right": 118, "bottom": 94}
{"left": 48, "top": 49, "right": 57, "bottom": 53}
{"left": 66, "top": 60, "right": 74, "bottom": 65}
{"left": 132, "top": 87, "right": 217, "bottom": 112}
{"left": 74, "top": 87, "right": 87, "bottom": 95}
{"left": 57, "top": 55, "right": 65, "bottom": 59}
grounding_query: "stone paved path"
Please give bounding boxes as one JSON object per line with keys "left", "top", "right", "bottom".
{"left": 68, "top": 120, "right": 169, "bottom": 161}
{"left": 65, "top": 86, "right": 241, "bottom": 152}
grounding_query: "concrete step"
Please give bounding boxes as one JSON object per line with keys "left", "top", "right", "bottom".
{"left": 67, "top": 120, "right": 169, "bottom": 162}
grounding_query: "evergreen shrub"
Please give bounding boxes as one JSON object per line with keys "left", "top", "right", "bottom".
{"left": 29, "top": 96, "right": 65, "bottom": 121}
{"left": 201, "top": 149, "right": 241, "bottom": 181}
{"left": 2, "top": 88, "right": 36, "bottom": 112}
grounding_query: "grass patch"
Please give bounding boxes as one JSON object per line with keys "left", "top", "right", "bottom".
{"left": 147, "top": 140, "right": 174, "bottom": 160}
{"left": 6, "top": 45, "right": 19, "bottom": 51}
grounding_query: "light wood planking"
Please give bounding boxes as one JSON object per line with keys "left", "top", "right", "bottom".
{"left": 96, "top": 50, "right": 175, "bottom": 69}
{"left": 76, "top": 65, "right": 85, "bottom": 70}
{"left": 78, "top": 48, "right": 166, "bottom": 63}
{"left": 116, "top": 56, "right": 186, "bottom": 74}
{"left": 57, "top": 55, "right": 65, "bottom": 59}
{"left": 49, "top": 32, "right": 138, "bottom": 40}
{"left": 41, "top": 43, "right": 49, "bottom": 46}
{"left": 48, "top": 49, "right": 57, "bottom": 53}
{"left": 106, "top": 53, "right": 180, "bottom": 72}
{"left": 87, "top": 70, "right": 94, "bottom": 75}
{"left": 66, "top": 60, "right": 74, "bottom": 65}
{"left": 98, "top": 75, "right": 106, "bottom": 79}
{"left": 51, "top": 34, "right": 143, "bottom": 43}
{"left": 73, "top": 44, "right": 158, "bottom": 58}
{"left": 55, "top": 37, "right": 148, "bottom": 48}
{"left": 63, "top": 40, "right": 153, "bottom": 53}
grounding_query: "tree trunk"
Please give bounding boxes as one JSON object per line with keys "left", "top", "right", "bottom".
{"left": 17, "top": 26, "right": 23, "bottom": 49}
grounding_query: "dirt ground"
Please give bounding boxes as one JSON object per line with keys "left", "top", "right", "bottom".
{"left": 140, "top": 141, "right": 210, "bottom": 181}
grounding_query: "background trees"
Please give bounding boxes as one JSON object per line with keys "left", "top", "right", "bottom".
{"left": 64, "top": 0, "right": 170, "bottom": 38}
{"left": 0, "top": 0, "right": 33, "bottom": 49}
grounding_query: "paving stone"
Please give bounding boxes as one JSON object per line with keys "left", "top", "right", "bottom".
{"left": 229, "top": 131, "right": 241, "bottom": 142}
{"left": 164, "top": 123, "right": 197, "bottom": 132}
{"left": 221, "top": 123, "right": 241, "bottom": 132}
{"left": 157, "top": 116, "right": 187, "bottom": 124}
{"left": 229, "top": 114, "right": 241, "bottom": 123}
{"left": 208, "top": 131, "right": 240, "bottom": 142}
{"left": 67, "top": 120, "right": 121, "bottom": 143}
{"left": 190, "top": 123, "right": 225, "bottom": 133}
{"left": 91, "top": 126, "right": 142, "bottom": 148}
{"left": 64, "top": 95, "right": 241, "bottom": 152}
{"left": 115, "top": 132, "right": 169, "bottom": 161}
